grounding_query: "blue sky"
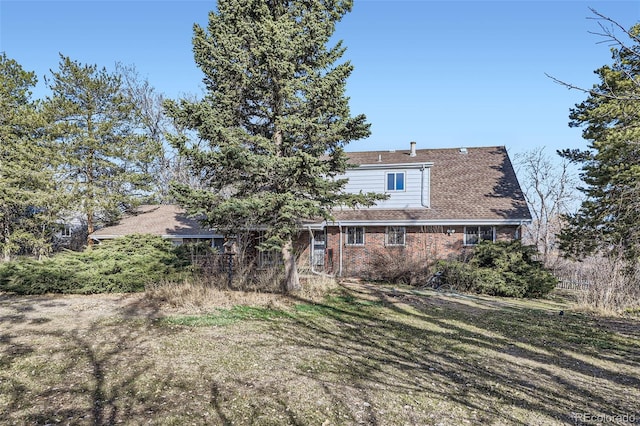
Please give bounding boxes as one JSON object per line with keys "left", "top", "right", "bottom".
{"left": 1, "top": 0, "right": 639, "bottom": 158}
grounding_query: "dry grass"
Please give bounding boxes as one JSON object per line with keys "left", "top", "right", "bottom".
{"left": 1, "top": 281, "right": 639, "bottom": 425}
{"left": 144, "top": 272, "right": 339, "bottom": 314}
{"left": 556, "top": 256, "right": 640, "bottom": 316}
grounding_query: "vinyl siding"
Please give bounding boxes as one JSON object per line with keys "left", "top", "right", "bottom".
{"left": 341, "top": 166, "right": 430, "bottom": 209}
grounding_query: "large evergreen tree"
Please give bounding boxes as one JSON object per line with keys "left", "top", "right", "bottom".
{"left": 44, "top": 55, "right": 159, "bottom": 244}
{"left": 0, "top": 53, "right": 61, "bottom": 260}
{"left": 165, "top": 0, "right": 380, "bottom": 291}
{"left": 558, "top": 20, "right": 640, "bottom": 263}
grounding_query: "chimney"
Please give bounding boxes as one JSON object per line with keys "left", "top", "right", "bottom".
{"left": 410, "top": 141, "right": 416, "bottom": 157}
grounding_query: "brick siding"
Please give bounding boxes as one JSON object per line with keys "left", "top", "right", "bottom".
{"left": 296, "top": 225, "right": 522, "bottom": 277}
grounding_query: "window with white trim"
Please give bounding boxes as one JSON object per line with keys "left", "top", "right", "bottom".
{"left": 386, "top": 172, "right": 405, "bottom": 191}
{"left": 60, "top": 225, "right": 73, "bottom": 238}
{"left": 346, "top": 226, "right": 365, "bottom": 245}
{"left": 386, "top": 226, "right": 406, "bottom": 246}
{"left": 464, "top": 226, "right": 495, "bottom": 245}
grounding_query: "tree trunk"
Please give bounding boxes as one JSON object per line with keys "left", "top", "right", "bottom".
{"left": 86, "top": 148, "right": 95, "bottom": 248}
{"left": 3, "top": 222, "right": 10, "bottom": 262}
{"left": 282, "top": 238, "right": 301, "bottom": 293}
{"left": 3, "top": 241, "right": 9, "bottom": 262}
{"left": 86, "top": 210, "right": 94, "bottom": 248}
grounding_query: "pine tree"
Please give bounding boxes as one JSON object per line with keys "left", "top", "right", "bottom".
{"left": 0, "top": 53, "right": 60, "bottom": 260}
{"left": 558, "top": 21, "right": 640, "bottom": 262}
{"left": 165, "top": 0, "right": 381, "bottom": 291}
{"left": 44, "top": 55, "right": 159, "bottom": 244}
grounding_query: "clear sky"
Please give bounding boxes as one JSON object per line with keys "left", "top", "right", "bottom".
{"left": 1, "top": 0, "right": 639, "bottom": 159}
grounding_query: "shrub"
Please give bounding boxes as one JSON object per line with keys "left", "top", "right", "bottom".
{"left": 0, "top": 235, "right": 190, "bottom": 295}
{"left": 435, "top": 261, "right": 478, "bottom": 292}
{"left": 437, "top": 241, "right": 557, "bottom": 298}
{"left": 365, "top": 249, "right": 434, "bottom": 286}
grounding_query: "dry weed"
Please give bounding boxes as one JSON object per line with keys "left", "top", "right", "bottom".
{"left": 2, "top": 281, "right": 639, "bottom": 425}
{"left": 556, "top": 256, "right": 640, "bottom": 315}
{"left": 365, "top": 248, "right": 435, "bottom": 285}
{"left": 144, "top": 271, "right": 339, "bottom": 314}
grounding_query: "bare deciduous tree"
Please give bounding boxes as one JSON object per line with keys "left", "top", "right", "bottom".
{"left": 514, "top": 147, "right": 579, "bottom": 267}
{"left": 546, "top": 7, "right": 640, "bottom": 101}
{"left": 116, "top": 64, "right": 206, "bottom": 203}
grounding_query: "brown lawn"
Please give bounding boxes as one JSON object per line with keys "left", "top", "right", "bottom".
{"left": 1, "top": 281, "right": 638, "bottom": 425}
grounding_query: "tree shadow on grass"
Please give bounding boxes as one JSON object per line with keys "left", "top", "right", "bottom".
{"left": 274, "top": 282, "right": 640, "bottom": 425}
{"left": 1, "top": 284, "right": 638, "bottom": 425}
{"left": 0, "top": 306, "right": 176, "bottom": 425}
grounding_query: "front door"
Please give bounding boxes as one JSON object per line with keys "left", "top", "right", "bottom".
{"left": 311, "top": 230, "right": 326, "bottom": 269}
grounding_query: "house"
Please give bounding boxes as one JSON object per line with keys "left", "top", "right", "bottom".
{"left": 88, "top": 144, "right": 531, "bottom": 278}
{"left": 52, "top": 211, "right": 87, "bottom": 250}
{"left": 296, "top": 144, "right": 532, "bottom": 276}
{"left": 89, "top": 204, "right": 224, "bottom": 249}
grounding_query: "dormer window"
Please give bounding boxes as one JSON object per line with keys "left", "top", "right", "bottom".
{"left": 386, "top": 172, "right": 405, "bottom": 191}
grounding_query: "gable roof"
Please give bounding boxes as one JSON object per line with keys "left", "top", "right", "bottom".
{"left": 329, "top": 146, "right": 531, "bottom": 224}
{"left": 90, "top": 204, "right": 217, "bottom": 240}
{"left": 90, "top": 146, "right": 531, "bottom": 236}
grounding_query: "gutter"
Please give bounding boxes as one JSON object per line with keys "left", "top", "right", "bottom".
{"left": 327, "top": 219, "right": 531, "bottom": 227}
{"left": 90, "top": 234, "right": 223, "bottom": 240}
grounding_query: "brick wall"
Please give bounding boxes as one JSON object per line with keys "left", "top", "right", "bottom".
{"left": 336, "top": 226, "right": 462, "bottom": 276}
{"left": 295, "top": 224, "right": 522, "bottom": 277}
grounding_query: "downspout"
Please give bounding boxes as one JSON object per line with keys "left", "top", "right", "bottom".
{"left": 420, "top": 165, "right": 429, "bottom": 208}
{"left": 518, "top": 220, "right": 524, "bottom": 240}
{"left": 338, "top": 222, "right": 343, "bottom": 277}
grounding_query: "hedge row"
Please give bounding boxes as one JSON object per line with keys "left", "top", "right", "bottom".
{"left": 0, "top": 235, "right": 195, "bottom": 294}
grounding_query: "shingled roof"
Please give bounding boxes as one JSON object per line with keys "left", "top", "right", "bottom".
{"left": 91, "top": 146, "right": 530, "bottom": 236}
{"left": 330, "top": 146, "right": 531, "bottom": 224}
{"left": 90, "top": 204, "right": 216, "bottom": 240}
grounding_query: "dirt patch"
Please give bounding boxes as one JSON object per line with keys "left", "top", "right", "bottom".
{"left": 0, "top": 293, "right": 159, "bottom": 332}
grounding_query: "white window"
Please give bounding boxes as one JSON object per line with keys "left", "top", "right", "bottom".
{"left": 386, "top": 172, "right": 405, "bottom": 191}
{"left": 464, "top": 226, "right": 495, "bottom": 245}
{"left": 386, "top": 226, "right": 406, "bottom": 246}
{"left": 60, "top": 225, "right": 73, "bottom": 238}
{"left": 346, "top": 227, "right": 365, "bottom": 245}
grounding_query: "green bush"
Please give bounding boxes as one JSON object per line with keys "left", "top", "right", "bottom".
{"left": 0, "top": 235, "right": 191, "bottom": 295}
{"left": 435, "top": 261, "right": 478, "bottom": 292}
{"left": 437, "top": 241, "right": 557, "bottom": 298}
